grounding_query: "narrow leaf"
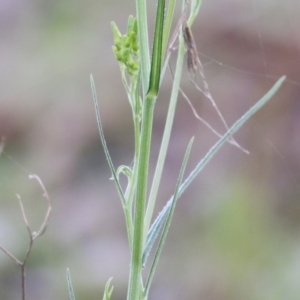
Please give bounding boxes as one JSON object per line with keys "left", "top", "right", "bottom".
{"left": 102, "top": 278, "right": 114, "bottom": 300}
{"left": 178, "top": 76, "right": 285, "bottom": 196}
{"left": 146, "top": 75, "right": 285, "bottom": 259}
{"left": 90, "top": 75, "right": 127, "bottom": 207}
{"left": 66, "top": 269, "right": 76, "bottom": 300}
{"left": 142, "top": 204, "right": 166, "bottom": 267}
{"left": 146, "top": 0, "right": 165, "bottom": 98}
{"left": 144, "top": 137, "right": 194, "bottom": 296}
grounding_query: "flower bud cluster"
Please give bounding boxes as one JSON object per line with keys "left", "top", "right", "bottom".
{"left": 111, "top": 16, "right": 139, "bottom": 78}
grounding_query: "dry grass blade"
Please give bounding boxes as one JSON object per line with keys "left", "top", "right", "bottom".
{"left": 167, "top": 2, "right": 248, "bottom": 153}
{"left": 181, "top": 20, "right": 248, "bottom": 153}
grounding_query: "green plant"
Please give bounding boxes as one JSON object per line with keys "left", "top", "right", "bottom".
{"left": 70, "top": 0, "right": 285, "bottom": 299}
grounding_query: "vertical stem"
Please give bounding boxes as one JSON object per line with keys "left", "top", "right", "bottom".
{"left": 144, "top": 0, "right": 203, "bottom": 239}
{"left": 144, "top": 34, "right": 186, "bottom": 239}
{"left": 127, "top": 97, "right": 155, "bottom": 300}
{"left": 21, "top": 265, "right": 25, "bottom": 300}
{"left": 128, "top": 0, "right": 164, "bottom": 298}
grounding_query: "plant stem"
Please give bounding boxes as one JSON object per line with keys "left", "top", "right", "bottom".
{"left": 127, "top": 97, "right": 155, "bottom": 300}
{"left": 136, "top": 0, "right": 150, "bottom": 94}
{"left": 128, "top": 0, "right": 165, "bottom": 298}
{"left": 144, "top": 30, "right": 186, "bottom": 240}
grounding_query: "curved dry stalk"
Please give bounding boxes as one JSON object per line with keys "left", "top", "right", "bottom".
{"left": 182, "top": 21, "right": 248, "bottom": 153}
{"left": 0, "top": 245, "right": 22, "bottom": 265}
{"left": 167, "top": 4, "right": 248, "bottom": 154}
{"left": 0, "top": 174, "right": 51, "bottom": 300}
{"left": 168, "top": 62, "right": 248, "bottom": 152}
{"left": 29, "top": 174, "right": 51, "bottom": 239}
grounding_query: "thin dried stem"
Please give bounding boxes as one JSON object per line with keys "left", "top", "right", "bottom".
{"left": 0, "top": 245, "right": 22, "bottom": 265}
{"left": 167, "top": 68, "right": 228, "bottom": 143}
{"left": 0, "top": 174, "right": 51, "bottom": 300}
{"left": 167, "top": 1, "right": 190, "bottom": 52}
{"left": 167, "top": 4, "right": 248, "bottom": 154}
{"left": 17, "top": 194, "right": 33, "bottom": 238}
{"left": 168, "top": 63, "right": 248, "bottom": 149}
{"left": 182, "top": 21, "right": 249, "bottom": 153}
{"left": 29, "top": 174, "right": 52, "bottom": 239}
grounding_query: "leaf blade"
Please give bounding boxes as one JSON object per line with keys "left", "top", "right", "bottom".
{"left": 146, "top": 75, "right": 286, "bottom": 257}
{"left": 144, "top": 137, "right": 194, "bottom": 297}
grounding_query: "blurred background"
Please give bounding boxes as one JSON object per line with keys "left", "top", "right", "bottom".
{"left": 0, "top": 0, "right": 299, "bottom": 299}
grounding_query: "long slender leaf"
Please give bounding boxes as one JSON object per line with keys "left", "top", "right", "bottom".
{"left": 66, "top": 269, "right": 76, "bottom": 300}
{"left": 179, "top": 76, "right": 285, "bottom": 196}
{"left": 144, "top": 137, "right": 194, "bottom": 297}
{"left": 142, "top": 204, "right": 166, "bottom": 267}
{"left": 146, "top": 0, "right": 165, "bottom": 98}
{"left": 102, "top": 278, "right": 114, "bottom": 300}
{"left": 144, "top": 21, "right": 186, "bottom": 243}
{"left": 90, "top": 75, "right": 127, "bottom": 207}
{"left": 143, "top": 137, "right": 194, "bottom": 268}
{"left": 91, "top": 75, "right": 135, "bottom": 249}
{"left": 147, "top": 75, "right": 285, "bottom": 249}
{"left": 144, "top": 0, "right": 204, "bottom": 242}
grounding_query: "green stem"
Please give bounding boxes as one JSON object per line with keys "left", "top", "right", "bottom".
{"left": 144, "top": 31, "right": 185, "bottom": 240}
{"left": 127, "top": 97, "right": 155, "bottom": 300}
{"left": 144, "top": 0, "right": 203, "bottom": 241}
{"left": 128, "top": 0, "right": 165, "bottom": 298}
